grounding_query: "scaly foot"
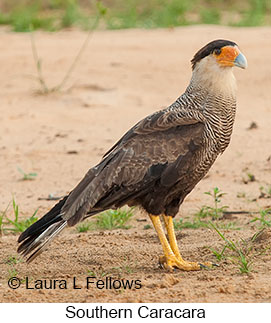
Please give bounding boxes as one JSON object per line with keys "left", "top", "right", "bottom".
{"left": 159, "top": 255, "right": 214, "bottom": 272}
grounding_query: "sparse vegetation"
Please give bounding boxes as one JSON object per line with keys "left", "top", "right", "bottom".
{"left": 7, "top": 266, "right": 18, "bottom": 280}
{"left": 31, "top": 1, "right": 107, "bottom": 94}
{"left": 112, "top": 257, "right": 136, "bottom": 276}
{"left": 4, "top": 255, "right": 22, "bottom": 265}
{"left": 143, "top": 224, "right": 151, "bottom": 230}
{"left": 195, "top": 187, "right": 229, "bottom": 220}
{"left": 87, "top": 269, "right": 108, "bottom": 278}
{"left": 209, "top": 223, "right": 253, "bottom": 273}
{"left": 250, "top": 209, "right": 271, "bottom": 229}
{"left": 1, "top": 198, "right": 38, "bottom": 234}
{"left": 242, "top": 172, "right": 256, "bottom": 184}
{"left": 0, "top": 204, "right": 9, "bottom": 234}
{"left": 5, "top": 255, "right": 24, "bottom": 281}
{"left": 174, "top": 187, "right": 241, "bottom": 231}
{"left": 0, "top": 0, "right": 270, "bottom": 32}
{"left": 259, "top": 185, "right": 271, "bottom": 199}
{"left": 95, "top": 208, "right": 134, "bottom": 230}
{"left": 77, "top": 221, "right": 95, "bottom": 233}
{"left": 174, "top": 217, "right": 209, "bottom": 230}
{"left": 76, "top": 208, "right": 134, "bottom": 232}
{"left": 17, "top": 167, "right": 37, "bottom": 181}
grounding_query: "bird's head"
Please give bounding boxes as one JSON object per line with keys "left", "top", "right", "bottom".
{"left": 190, "top": 39, "right": 247, "bottom": 96}
{"left": 191, "top": 39, "right": 247, "bottom": 70}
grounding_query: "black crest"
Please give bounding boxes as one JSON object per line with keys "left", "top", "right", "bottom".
{"left": 191, "top": 39, "right": 237, "bottom": 70}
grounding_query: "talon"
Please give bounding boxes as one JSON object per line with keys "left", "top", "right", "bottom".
{"left": 158, "top": 257, "right": 165, "bottom": 269}
{"left": 158, "top": 254, "right": 201, "bottom": 271}
{"left": 199, "top": 263, "right": 208, "bottom": 269}
{"left": 199, "top": 262, "right": 216, "bottom": 270}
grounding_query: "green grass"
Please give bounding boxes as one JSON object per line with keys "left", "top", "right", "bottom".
{"left": 195, "top": 187, "right": 229, "bottom": 220}
{"left": 1, "top": 198, "right": 38, "bottom": 234}
{"left": 174, "top": 217, "right": 240, "bottom": 231}
{"left": 77, "top": 221, "right": 95, "bottom": 233}
{"left": 174, "top": 218, "right": 209, "bottom": 230}
{"left": 209, "top": 222, "right": 254, "bottom": 274}
{"left": 200, "top": 8, "right": 221, "bottom": 25}
{"left": 5, "top": 255, "right": 24, "bottom": 280}
{"left": 242, "top": 170, "right": 256, "bottom": 184}
{"left": 250, "top": 209, "right": 271, "bottom": 229}
{"left": 0, "top": 204, "right": 9, "bottom": 234}
{"left": 7, "top": 266, "right": 18, "bottom": 279}
{"left": 143, "top": 224, "right": 151, "bottom": 230}
{"left": 232, "top": 0, "right": 271, "bottom": 27}
{"left": 17, "top": 167, "right": 37, "bottom": 181}
{"left": 4, "top": 255, "right": 22, "bottom": 265}
{"left": 96, "top": 209, "right": 134, "bottom": 230}
{"left": 76, "top": 207, "right": 134, "bottom": 232}
{"left": 174, "top": 187, "right": 240, "bottom": 231}
{"left": 0, "top": 0, "right": 270, "bottom": 32}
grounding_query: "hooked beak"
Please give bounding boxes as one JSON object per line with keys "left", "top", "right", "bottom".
{"left": 234, "top": 52, "right": 247, "bottom": 69}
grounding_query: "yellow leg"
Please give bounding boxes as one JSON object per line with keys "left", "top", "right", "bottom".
{"left": 162, "top": 214, "right": 213, "bottom": 270}
{"left": 162, "top": 215, "right": 184, "bottom": 261}
{"left": 149, "top": 214, "right": 204, "bottom": 271}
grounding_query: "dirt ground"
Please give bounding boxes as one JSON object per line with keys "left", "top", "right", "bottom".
{"left": 0, "top": 25, "right": 271, "bottom": 303}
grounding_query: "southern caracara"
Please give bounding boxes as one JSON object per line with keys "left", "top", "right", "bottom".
{"left": 18, "top": 39, "right": 247, "bottom": 271}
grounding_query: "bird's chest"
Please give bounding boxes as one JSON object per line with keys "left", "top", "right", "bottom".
{"left": 204, "top": 103, "right": 236, "bottom": 154}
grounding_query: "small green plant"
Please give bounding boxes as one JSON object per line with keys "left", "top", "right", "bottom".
{"left": 209, "top": 244, "right": 228, "bottom": 261}
{"left": 259, "top": 185, "right": 271, "bottom": 198}
{"left": 250, "top": 209, "right": 271, "bottom": 229}
{"left": 216, "top": 221, "right": 241, "bottom": 231}
{"left": 112, "top": 257, "right": 136, "bottom": 276}
{"left": 174, "top": 217, "right": 240, "bottom": 231}
{"left": 76, "top": 207, "right": 134, "bottom": 232}
{"left": 0, "top": 206, "right": 9, "bottom": 234}
{"left": 195, "top": 187, "right": 228, "bottom": 219}
{"left": 87, "top": 270, "right": 97, "bottom": 277}
{"left": 87, "top": 269, "right": 108, "bottom": 278}
{"left": 5, "top": 255, "right": 22, "bottom": 265}
{"left": 76, "top": 221, "right": 95, "bottom": 233}
{"left": 174, "top": 218, "right": 209, "bottom": 230}
{"left": 143, "top": 224, "right": 151, "bottom": 230}
{"left": 173, "top": 187, "right": 242, "bottom": 231}
{"left": 4, "top": 198, "right": 38, "bottom": 233}
{"left": 247, "top": 172, "right": 256, "bottom": 182}
{"left": 7, "top": 266, "right": 18, "bottom": 279}
{"left": 242, "top": 172, "right": 256, "bottom": 184}
{"left": 96, "top": 208, "right": 134, "bottom": 230}
{"left": 209, "top": 222, "right": 253, "bottom": 274}
{"left": 17, "top": 167, "right": 37, "bottom": 181}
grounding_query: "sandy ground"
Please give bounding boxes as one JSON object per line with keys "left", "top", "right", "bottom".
{"left": 0, "top": 25, "right": 271, "bottom": 303}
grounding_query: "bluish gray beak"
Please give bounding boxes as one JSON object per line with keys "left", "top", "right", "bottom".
{"left": 234, "top": 52, "right": 247, "bottom": 69}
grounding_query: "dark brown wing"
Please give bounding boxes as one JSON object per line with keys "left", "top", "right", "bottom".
{"left": 103, "top": 108, "right": 200, "bottom": 158}
{"left": 61, "top": 110, "right": 205, "bottom": 226}
{"left": 17, "top": 110, "right": 205, "bottom": 262}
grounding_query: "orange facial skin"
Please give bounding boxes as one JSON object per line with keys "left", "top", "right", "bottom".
{"left": 214, "top": 46, "right": 240, "bottom": 67}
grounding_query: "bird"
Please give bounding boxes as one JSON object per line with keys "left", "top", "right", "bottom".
{"left": 17, "top": 39, "right": 247, "bottom": 271}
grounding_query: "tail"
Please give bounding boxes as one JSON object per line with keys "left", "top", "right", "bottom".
{"left": 17, "top": 152, "right": 123, "bottom": 263}
{"left": 17, "top": 196, "right": 68, "bottom": 263}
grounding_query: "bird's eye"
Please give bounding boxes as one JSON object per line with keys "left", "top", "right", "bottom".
{"left": 214, "top": 49, "right": 221, "bottom": 55}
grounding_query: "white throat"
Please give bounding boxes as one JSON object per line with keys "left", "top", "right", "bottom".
{"left": 191, "top": 56, "right": 237, "bottom": 98}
